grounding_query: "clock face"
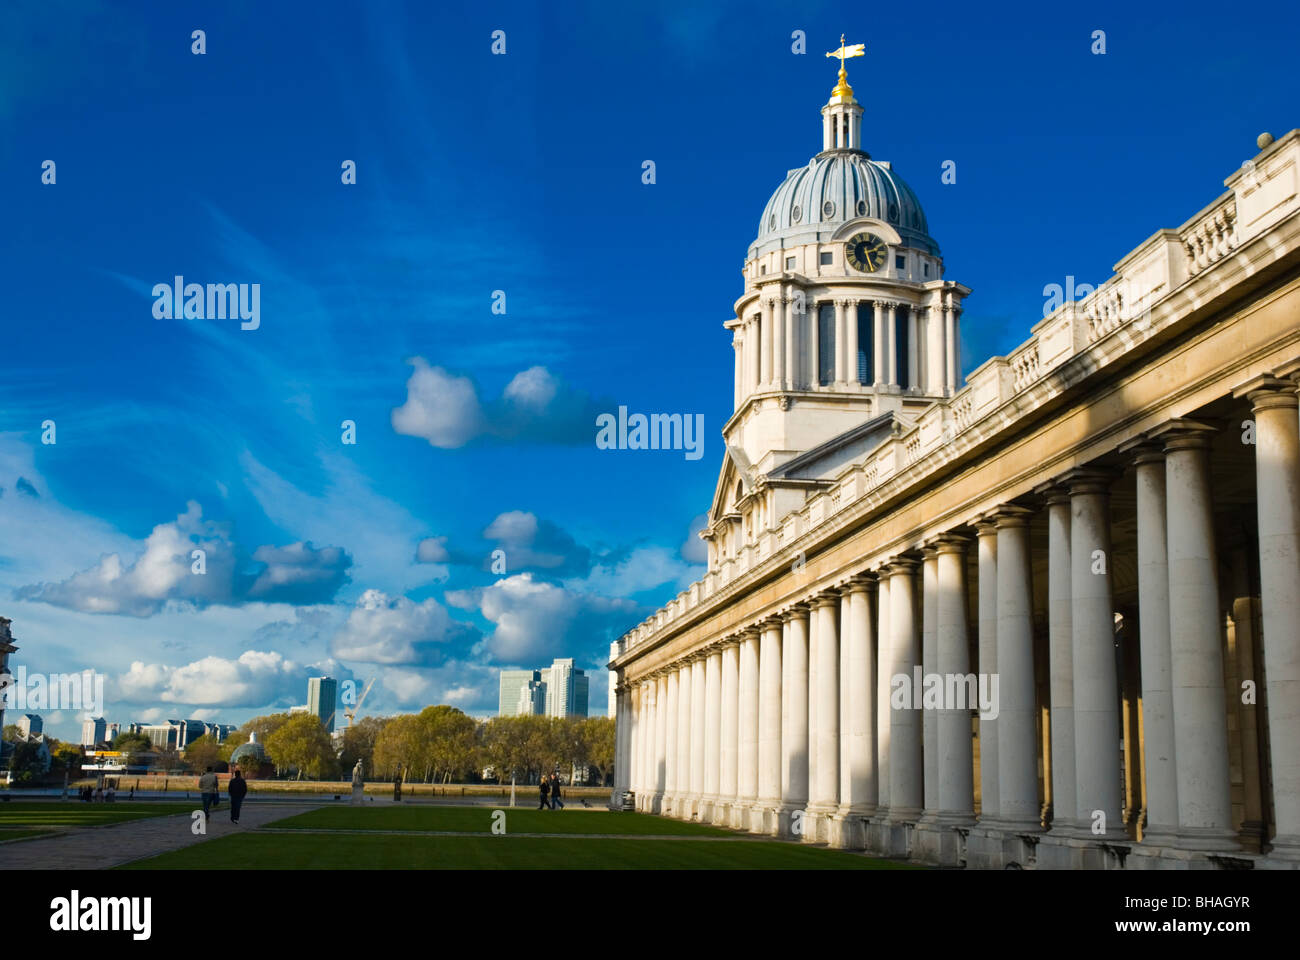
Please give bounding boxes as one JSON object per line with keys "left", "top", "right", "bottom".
{"left": 846, "top": 232, "right": 888, "bottom": 273}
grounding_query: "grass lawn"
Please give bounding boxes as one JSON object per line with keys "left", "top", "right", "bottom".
{"left": 0, "top": 802, "right": 193, "bottom": 828}
{"left": 120, "top": 832, "right": 917, "bottom": 869}
{"left": 0, "top": 827, "right": 58, "bottom": 842}
{"left": 273, "top": 806, "right": 733, "bottom": 836}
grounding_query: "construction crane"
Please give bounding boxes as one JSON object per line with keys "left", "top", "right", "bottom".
{"left": 344, "top": 677, "right": 375, "bottom": 728}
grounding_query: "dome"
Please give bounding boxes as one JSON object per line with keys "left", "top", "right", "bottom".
{"left": 230, "top": 732, "right": 267, "bottom": 765}
{"left": 753, "top": 150, "right": 938, "bottom": 258}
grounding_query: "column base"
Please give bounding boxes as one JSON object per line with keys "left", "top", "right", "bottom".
{"left": 750, "top": 800, "right": 782, "bottom": 836}
{"left": 802, "top": 804, "right": 838, "bottom": 844}
{"left": 913, "top": 814, "right": 975, "bottom": 865}
{"left": 966, "top": 822, "right": 1044, "bottom": 870}
{"left": 1170, "top": 825, "right": 1242, "bottom": 853}
{"left": 697, "top": 796, "right": 716, "bottom": 823}
{"left": 774, "top": 803, "right": 807, "bottom": 840}
{"left": 711, "top": 799, "right": 735, "bottom": 827}
{"left": 828, "top": 809, "right": 870, "bottom": 850}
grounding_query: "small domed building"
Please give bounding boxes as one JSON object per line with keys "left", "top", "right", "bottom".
{"left": 229, "top": 732, "right": 273, "bottom": 779}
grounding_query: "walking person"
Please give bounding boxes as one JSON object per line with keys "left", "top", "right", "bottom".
{"left": 227, "top": 768, "right": 247, "bottom": 824}
{"left": 538, "top": 775, "right": 550, "bottom": 810}
{"left": 550, "top": 775, "right": 564, "bottom": 810}
{"left": 198, "top": 766, "right": 219, "bottom": 819}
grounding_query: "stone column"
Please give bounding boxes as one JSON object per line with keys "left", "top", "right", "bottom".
{"left": 837, "top": 577, "right": 877, "bottom": 836}
{"left": 847, "top": 300, "right": 860, "bottom": 386}
{"left": 995, "top": 505, "right": 1040, "bottom": 831}
{"left": 663, "top": 668, "right": 679, "bottom": 813}
{"left": 674, "top": 661, "right": 692, "bottom": 819}
{"left": 641, "top": 679, "right": 655, "bottom": 811}
{"left": 937, "top": 535, "right": 975, "bottom": 825}
{"left": 1041, "top": 486, "right": 1077, "bottom": 834}
{"left": 703, "top": 647, "right": 722, "bottom": 822}
{"left": 757, "top": 618, "right": 783, "bottom": 833}
{"left": 807, "top": 600, "right": 820, "bottom": 817}
{"left": 833, "top": 299, "right": 847, "bottom": 386}
{"left": 927, "top": 302, "right": 946, "bottom": 395}
{"left": 1126, "top": 443, "right": 1178, "bottom": 844}
{"left": 760, "top": 301, "right": 773, "bottom": 389}
{"left": 772, "top": 295, "right": 785, "bottom": 389}
{"left": 655, "top": 671, "right": 665, "bottom": 806}
{"left": 780, "top": 606, "right": 810, "bottom": 835}
{"left": 718, "top": 639, "right": 740, "bottom": 824}
{"left": 1238, "top": 375, "right": 1300, "bottom": 860}
{"left": 806, "top": 591, "right": 841, "bottom": 841}
{"left": 944, "top": 300, "right": 959, "bottom": 394}
{"left": 809, "top": 302, "right": 821, "bottom": 387}
{"left": 689, "top": 657, "right": 706, "bottom": 820}
{"left": 906, "top": 306, "right": 919, "bottom": 391}
{"left": 886, "top": 302, "right": 899, "bottom": 388}
{"left": 738, "top": 628, "right": 761, "bottom": 829}
{"left": 732, "top": 330, "right": 743, "bottom": 408}
{"left": 1066, "top": 469, "right": 1123, "bottom": 837}
{"left": 784, "top": 295, "right": 797, "bottom": 391}
{"left": 975, "top": 519, "right": 999, "bottom": 824}
{"left": 888, "top": 558, "right": 923, "bottom": 821}
{"left": 1153, "top": 421, "right": 1236, "bottom": 849}
{"left": 875, "top": 575, "right": 892, "bottom": 819}
{"left": 628, "top": 683, "right": 641, "bottom": 805}
{"left": 873, "top": 301, "right": 887, "bottom": 387}
{"left": 920, "top": 546, "right": 940, "bottom": 824}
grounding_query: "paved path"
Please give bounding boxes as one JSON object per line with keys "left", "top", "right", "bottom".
{"left": 1, "top": 802, "right": 319, "bottom": 870}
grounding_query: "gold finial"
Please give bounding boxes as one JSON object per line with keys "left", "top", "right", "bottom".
{"left": 825, "top": 34, "right": 865, "bottom": 99}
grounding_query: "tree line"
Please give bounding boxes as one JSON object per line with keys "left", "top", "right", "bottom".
{"left": 118, "top": 708, "right": 616, "bottom": 784}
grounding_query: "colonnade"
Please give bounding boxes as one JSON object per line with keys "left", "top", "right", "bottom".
{"left": 731, "top": 289, "right": 962, "bottom": 405}
{"left": 613, "top": 375, "right": 1300, "bottom": 868}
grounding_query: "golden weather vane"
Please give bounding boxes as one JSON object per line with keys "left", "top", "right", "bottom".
{"left": 825, "top": 34, "right": 865, "bottom": 98}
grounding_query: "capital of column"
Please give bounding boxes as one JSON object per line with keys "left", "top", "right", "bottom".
{"left": 934, "top": 532, "right": 971, "bottom": 555}
{"left": 1235, "top": 373, "right": 1300, "bottom": 412}
{"left": 884, "top": 553, "right": 921, "bottom": 576}
{"left": 1032, "top": 479, "right": 1072, "bottom": 506}
{"left": 845, "top": 571, "right": 877, "bottom": 595}
{"left": 1059, "top": 466, "right": 1119, "bottom": 497}
{"left": 1149, "top": 418, "right": 1219, "bottom": 453}
{"left": 810, "top": 589, "right": 840, "bottom": 609}
{"left": 781, "top": 601, "right": 810, "bottom": 622}
{"left": 988, "top": 503, "right": 1035, "bottom": 528}
{"left": 1116, "top": 434, "right": 1166, "bottom": 467}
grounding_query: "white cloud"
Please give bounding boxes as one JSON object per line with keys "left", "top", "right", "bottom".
{"left": 116, "top": 650, "right": 305, "bottom": 707}
{"left": 15, "top": 502, "right": 351, "bottom": 616}
{"left": 415, "top": 536, "right": 450, "bottom": 564}
{"left": 390, "top": 359, "right": 485, "bottom": 448}
{"left": 329, "top": 589, "right": 477, "bottom": 666}
{"left": 574, "top": 545, "right": 701, "bottom": 599}
{"left": 450, "top": 573, "right": 638, "bottom": 664}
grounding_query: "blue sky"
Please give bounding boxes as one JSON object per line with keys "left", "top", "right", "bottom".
{"left": 2, "top": 0, "right": 1296, "bottom": 739}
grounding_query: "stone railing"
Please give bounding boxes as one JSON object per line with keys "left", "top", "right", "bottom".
{"left": 1181, "top": 194, "right": 1237, "bottom": 277}
{"left": 614, "top": 133, "right": 1300, "bottom": 659}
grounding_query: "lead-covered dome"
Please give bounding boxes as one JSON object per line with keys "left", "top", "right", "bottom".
{"left": 754, "top": 150, "right": 938, "bottom": 258}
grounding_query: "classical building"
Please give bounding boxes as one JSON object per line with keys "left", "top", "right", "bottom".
{"left": 607, "top": 55, "right": 1300, "bottom": 870}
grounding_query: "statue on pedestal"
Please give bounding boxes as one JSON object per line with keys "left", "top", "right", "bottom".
{"left": 350, "top": 759, "right": 364, "bottom": 805}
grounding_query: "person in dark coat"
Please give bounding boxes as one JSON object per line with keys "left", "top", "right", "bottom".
{"left": 550, "top": 776, "right": 564, "bottom": 810}
{"left": 227, "top": 768, "right": 248, "bottom": 824}
{"left": 538, "top": 777, "right": 550, "bottom": 810}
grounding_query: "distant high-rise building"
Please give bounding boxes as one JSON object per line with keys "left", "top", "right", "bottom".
{"left": 18, "top": 714, "right": 42, "bottom": 738}
{"left": 0, "top": 618, "right": 19, "bottom": 739}
{"left": 81, "top": 716, "right": 107, "bottom": 747}
{"left": 499, "top": 669, "right": 541, "bottom": 717}
{"left": 307, "top": 676, "right": 338, "bottom": 733}
{"left": 541, "top": 659, "right": 589, "bottom": 719}
{"left": 498, "top": 661, "right": 590, "bottom": 718}
{"left": 107, "top": 722, "right": 122, "bottom": 742}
